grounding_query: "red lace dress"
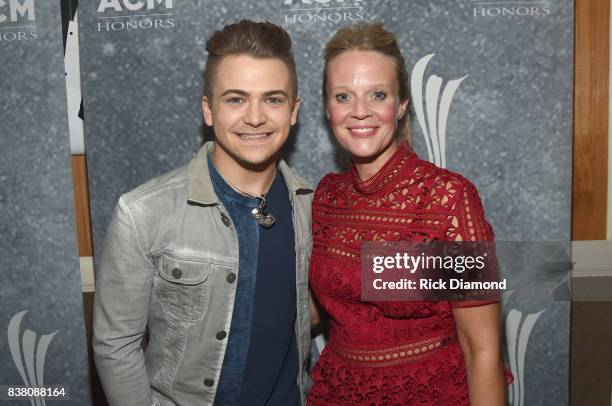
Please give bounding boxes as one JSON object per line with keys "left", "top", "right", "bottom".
{"left": 308, "top": 143, "right": 510, "bottom": 406}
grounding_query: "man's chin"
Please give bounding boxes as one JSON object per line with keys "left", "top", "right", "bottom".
{"left": 233, "top": 151, "right": 279, "bottom": 172}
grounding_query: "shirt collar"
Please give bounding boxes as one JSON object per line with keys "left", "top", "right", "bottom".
{"left": 187, "top": 141, "right": 313, "bottom": 205}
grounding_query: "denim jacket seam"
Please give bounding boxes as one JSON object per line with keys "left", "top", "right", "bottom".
{"left": 167, "top": 317, "right": 188, "bottom": 389}
{"left": 126, "top": 170, "right": 188, "bottom": 203}
{"left": 130, "top": 181, "right": 188, "bottom": 205}
{"left": 153, "top": 251, "right": 239, "bottom": 269}
{"left": 119, "top": 195, "right": 151, "bottom": 261}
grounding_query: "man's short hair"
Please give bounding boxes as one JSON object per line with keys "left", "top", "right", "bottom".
{"left": 204, "top": 20, "right": 298, "bottom": 98}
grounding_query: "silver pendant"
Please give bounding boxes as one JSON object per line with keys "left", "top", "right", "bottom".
{"left": 251, "top": 207, "right": 276, "bottom": 228}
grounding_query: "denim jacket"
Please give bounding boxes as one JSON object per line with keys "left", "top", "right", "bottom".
{"left": 93, "top": 142, "right": 313, "bottom": 406}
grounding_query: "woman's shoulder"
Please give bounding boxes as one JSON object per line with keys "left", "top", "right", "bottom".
{"left": 403, "top": 155, "right": 483, "bottom": 211}
{"left": 410, "top": 155, "right": 461, "bottom": 180}
{"left": 313, "top": 171, "right": 351, "bottom": 201}
{"left": 410, "top": 156, "right": 477, "bottom": 191}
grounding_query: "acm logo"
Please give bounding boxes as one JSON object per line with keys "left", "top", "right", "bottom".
{"left": 95, "top": 0, "right": 175, "bottom": 32}
{"left": 8, "top": 311, "right": 60, "bottom": 405}
{"left": 0, "top": 0, "right": 37, "bottom": 42}
{"left": 0, "top": 0, "right": 34, "bottom": 22}
{"left": 411, "top": 54, "right": 468, "bottom": 168}
{"left": 97, "top": 0, "right": 172, "bottom": 12}
{"left": 283, "top": 0, "right": 362, "bottom": 3}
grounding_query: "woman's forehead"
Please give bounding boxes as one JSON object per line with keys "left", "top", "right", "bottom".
{"left": 327, "top": 51, "right": 398, "bottom": 88}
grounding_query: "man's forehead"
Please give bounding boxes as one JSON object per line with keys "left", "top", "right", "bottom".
{"left": 214, "top": 55, "right": 292, "bottom": 94}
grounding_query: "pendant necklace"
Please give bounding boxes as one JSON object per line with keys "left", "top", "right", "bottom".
{"left": 224, "top": 171, "right": 277, "bottom": 229}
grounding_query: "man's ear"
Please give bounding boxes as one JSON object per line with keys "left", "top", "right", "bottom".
{"left": 290, "top": 96, "right": 302, "bottom": 126}
{"left": 202, "top": 96, "right": 213, "bottom": 126}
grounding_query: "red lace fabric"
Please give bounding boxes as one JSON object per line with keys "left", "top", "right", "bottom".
{"left": 308, "top": 143, "right": 512, "bottom": 406}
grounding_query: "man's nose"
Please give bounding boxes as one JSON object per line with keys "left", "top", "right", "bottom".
{"left": 244, "top": 102, "right": 266, "bottom": 126}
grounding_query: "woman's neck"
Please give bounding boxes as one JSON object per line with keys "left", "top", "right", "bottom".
{"left": 353, "top": 141, "right": 399, "bottom": 181}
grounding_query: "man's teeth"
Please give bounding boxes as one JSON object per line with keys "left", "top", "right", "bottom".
{"left": 239, "top": 133, "right": 269, "bottom": 139}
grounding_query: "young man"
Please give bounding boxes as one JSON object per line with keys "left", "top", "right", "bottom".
{"left": 93, "top": 20, "right": 313, "bottom": 406}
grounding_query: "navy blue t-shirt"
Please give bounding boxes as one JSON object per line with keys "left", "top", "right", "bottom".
{"left": 209, "top": 158, "right": 299, "bottom": 406}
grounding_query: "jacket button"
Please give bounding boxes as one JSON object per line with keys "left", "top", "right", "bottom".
{"left": 216, "top": 331, "right": 227, "bottom": 340}
{"left": 220, "top": 213, "right": 231, "bottom": 227}
{"left": 204, "top": 378, "right": 214, "bottom": 387}
{"left": 226, "top": 272, "right": 236, "bottom": 283}
{"left": 171, "top": 267, "right": 182, "bottom": 279}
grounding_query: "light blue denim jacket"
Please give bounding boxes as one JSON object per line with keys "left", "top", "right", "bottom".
{"left": 92, "top": 142, "right": 313, "bottom": 406}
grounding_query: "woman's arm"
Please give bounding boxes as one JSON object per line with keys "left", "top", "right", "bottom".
{"left": 310, "top": 289, "right": 321, "bottom": 328}
{"left": 453, "top": 302, "right": 506, "bottom": 406}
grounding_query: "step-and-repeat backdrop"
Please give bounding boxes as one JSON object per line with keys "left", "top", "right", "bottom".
{"left": 80, "top": 1, "right": 572, "bottom": 405}
{"left": 0, "top": 0, "right": 92, "bottom": 404}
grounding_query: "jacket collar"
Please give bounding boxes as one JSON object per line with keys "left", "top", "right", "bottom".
{"left": 187, "top": 141, "right": 312, "bottom": 205}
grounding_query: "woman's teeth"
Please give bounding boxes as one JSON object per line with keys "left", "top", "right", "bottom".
{"left": 351, "top": 127, "right": 376, "bottom": 135}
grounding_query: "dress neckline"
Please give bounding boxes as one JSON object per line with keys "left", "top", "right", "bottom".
{"left": 350, "top": 142, "right": 417, "bottom": 195}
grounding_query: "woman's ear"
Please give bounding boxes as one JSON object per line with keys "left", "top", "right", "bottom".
{"left": 398, "top": 99, "right": 409, "bottom": 120}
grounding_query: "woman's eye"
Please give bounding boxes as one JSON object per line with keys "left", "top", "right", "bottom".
{"left": 335, "top": 93, "right": 350, "bottom": 103}
{"left": 372, "top": 91, "right": 387, "bottom": 101}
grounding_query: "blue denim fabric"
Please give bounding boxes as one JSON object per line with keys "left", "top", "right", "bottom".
{"left": 240, "top": 173, "right": 299, "bottom": 406}
{"left": 209, "top": 158, "right": 299, "bottom": 406}
{"left": 208, "top": 158, "right": 260, "bottom": 404}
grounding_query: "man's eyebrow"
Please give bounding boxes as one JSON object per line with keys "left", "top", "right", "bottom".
{"left": 219, "top": 89, "right": 290, "bottom": 98}
{"left": 263, "top": 90, "right": 289, "bottom": 97}
{"left": 220, "top": 89, "right": 249, "bottom": 97}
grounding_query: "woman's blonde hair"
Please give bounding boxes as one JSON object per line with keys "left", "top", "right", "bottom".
{"left": 323, "top": 23, "right": 412, "bottom": 142}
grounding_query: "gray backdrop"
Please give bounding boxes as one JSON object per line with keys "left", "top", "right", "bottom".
{"left": 0, "top": 0, "right": 92, "bottom": 404}
{"left": 80, "top": 1, "right": 572, "bottom": 405}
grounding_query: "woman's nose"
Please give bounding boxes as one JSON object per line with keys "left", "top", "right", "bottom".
{"left": 351, "top": 98, "right": 371, "bottom": 119}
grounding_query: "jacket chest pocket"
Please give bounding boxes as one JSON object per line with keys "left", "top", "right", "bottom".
{"left": 153, "top": 254, "right": 212, "bottom": 322}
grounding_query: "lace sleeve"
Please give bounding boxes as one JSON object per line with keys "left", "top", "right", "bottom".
{"left": 446, "top": 180, "right": 495, "bottom": 242}
{"left": 448, "top": 180, "right": 498, "bottom": 309}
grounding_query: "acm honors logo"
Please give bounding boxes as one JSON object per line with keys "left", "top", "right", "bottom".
{"left": 0, "top": 0, "right": 37, "bottom": 42}
{"left": 96, "top": 0, "right": 174, "bottom": 32}
{"left": 282, "top": 0, "right": 366, "bottom": 24}
{"left": 472, "top": 1, "right": 551, "bottom": 18}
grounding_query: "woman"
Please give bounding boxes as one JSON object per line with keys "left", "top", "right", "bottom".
{"left": 308, "top": 23, "right": 511, "bottom": 405}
